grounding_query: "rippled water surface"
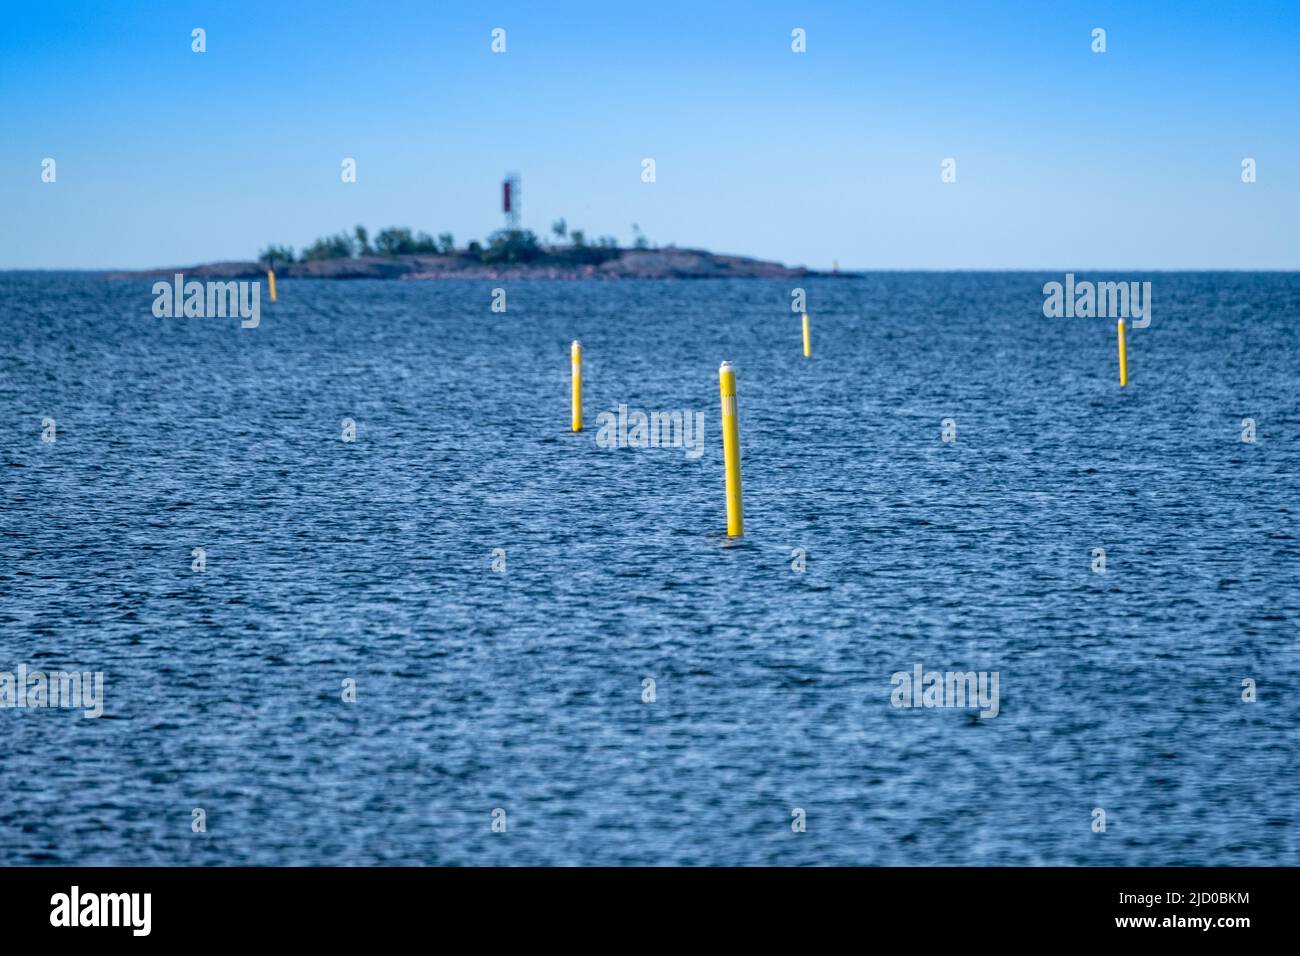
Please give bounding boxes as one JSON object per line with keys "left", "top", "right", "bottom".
{"left": 2, "top": 272, "right": 1298, "bottom": 865}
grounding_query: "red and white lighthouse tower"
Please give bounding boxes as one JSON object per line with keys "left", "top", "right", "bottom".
{"left": 502, "top": 173, "right": 521, "bottom": 231}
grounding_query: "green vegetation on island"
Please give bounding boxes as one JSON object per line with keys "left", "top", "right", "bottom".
{"left": 259, "top": 221, "right": 653, "bottom": 269}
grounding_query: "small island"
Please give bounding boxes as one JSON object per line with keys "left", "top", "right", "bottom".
{"left": 107, "top": 223, "right": 835, "bottom": 281}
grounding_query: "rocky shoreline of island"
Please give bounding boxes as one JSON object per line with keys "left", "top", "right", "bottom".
{"left": 105, "top": 247, "right": 834, "bottom": 281}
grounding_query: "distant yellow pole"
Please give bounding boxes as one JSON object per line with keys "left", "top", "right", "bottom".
{"left": 267, "top": 269, "right": 277, "bottom": 302}
{"left": 719, "top": 361, "right": 744, "bottom": 537}
{"left": 571, "top": 340, "right": 583, "bottom": 431}
{"left": 1117, "top": 318, "right": 1128, "bottom": 387}
{"left": 801, "top": 313, "right": 811, "bottom": 358}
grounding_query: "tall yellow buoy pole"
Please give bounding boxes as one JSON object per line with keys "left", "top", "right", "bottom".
{"left": 801, "top": 313, "right": 811, "bottom": 358}
{"left": 267, "top": 269, "right": 277, "bottom": 302}
{"left": 571, "top": 340, "right": 583, "bottom": 431}
{"left": 1117, "top": 318, "right": 1128, "bottom": 387}
{"left": 719, "top": 361, "right": 744, "bottom": 537}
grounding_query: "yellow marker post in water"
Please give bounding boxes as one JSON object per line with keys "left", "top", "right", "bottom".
{"left": 1117, "top": 318, "right": 1128, "bottom": 387}
{"left": 571, "top": 340, "right": 583, "bottom": 431}
{"left": 267, "top": 269, "right": 277, "bottom": 302}
{"left": 719, "top": 361, "right": 744, "bottom": 537}
{"left": 802, "top": 313, "right": 811, "bottom": 358}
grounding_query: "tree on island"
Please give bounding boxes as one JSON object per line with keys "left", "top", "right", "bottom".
{"left": 373, "top": 227, "right": 439, "bottom": 256}
{"left": 258, "top": 244, "right": 296, "bottom": 267}
{"left": 301, "top": 231, "right": 357, "bottom": 261}
{"left": 481, "top": 229, "right": 542, "bottom": 264}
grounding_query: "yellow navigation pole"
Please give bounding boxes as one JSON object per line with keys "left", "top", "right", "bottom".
{"left": 1117, "top": 318, "right": 1128, "bottom": 387}
{"left": 801, "top": 313, "right": 811, "bottom": 358}
{"left": 571, "top": 340, "right": 583, "bottom": 431}
{"left": 719, "top": 361, "right": 744, "bottom": 537}
{"left": 267, "top": 269, "right": 277, "bottom": 302}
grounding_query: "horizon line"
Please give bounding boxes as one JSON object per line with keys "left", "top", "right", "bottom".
{"left": 5, "top": 266, "right": 1298, "bottom": 275}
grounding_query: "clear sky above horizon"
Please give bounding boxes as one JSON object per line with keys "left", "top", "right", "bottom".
{"left": 3, "top": 0, "right": 1298, "bottom": 270}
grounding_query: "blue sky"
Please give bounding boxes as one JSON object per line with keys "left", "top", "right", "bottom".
{"left": 3, "top": 0, "right": 1298, "bottom": 269}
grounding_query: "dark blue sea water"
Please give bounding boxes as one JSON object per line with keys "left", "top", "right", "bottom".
{"left": 2, "top": 271, "right": 1297, "bottom": 866}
